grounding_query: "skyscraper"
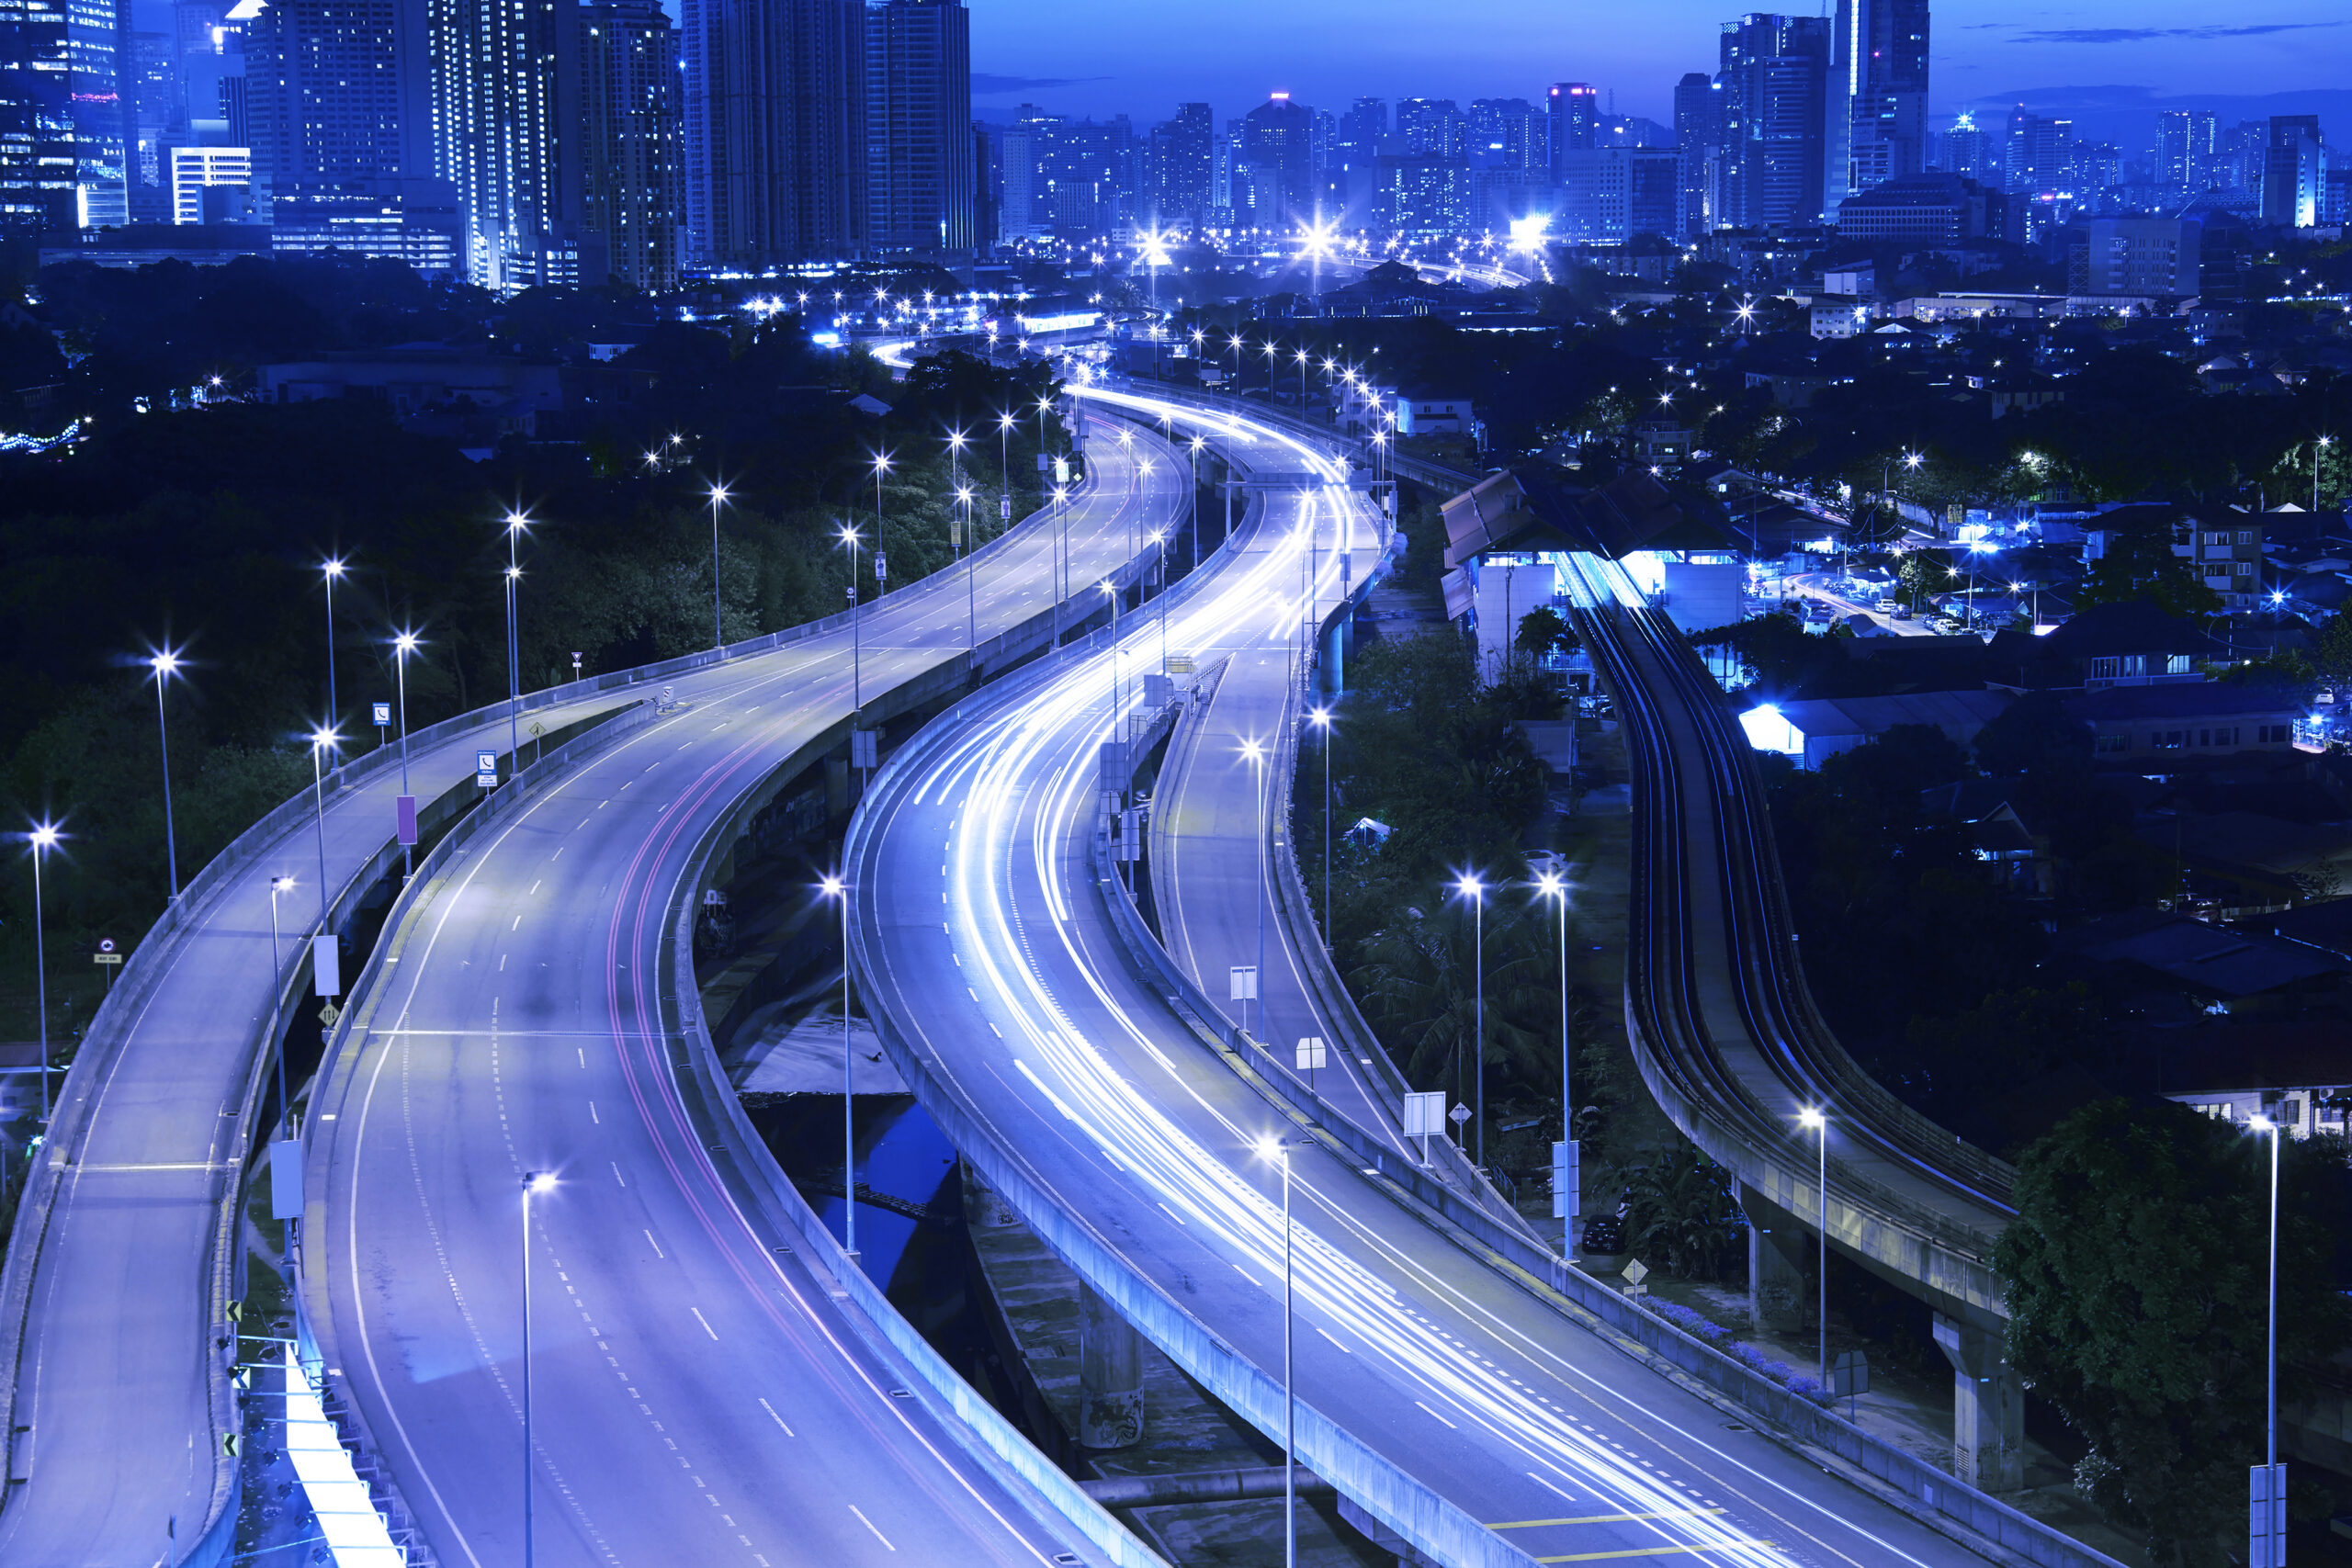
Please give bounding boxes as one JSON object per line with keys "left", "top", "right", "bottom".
{"left": 580, "top": 0, "right": 679, "bottom": 288}
{"left": 1717, "top": 14, "right": 1829, "bottom": 228}
{"left": 1826, "top": 0, "right": 1927, "bottom": 209}
{"left": 1545, "top": 81, "right": 1596, "bottom": 176}
{"left": 1146, "top": 101, "right": 1212, "bottom": 231}
{"left": 1673, "top": 71, "right": 1721, "bottom": 234}
{"left": 65, "top": 0, "right": 131, "bottom": 225}
{"left": 1, "top": 0, "right": 77, "bottom": 231}
{"left": 867, "top": 0, "right": 971, "bottom": 254}
{"left": 243, "top": 0, "right": 426, "bottom": 203}
{"left": 1396, "top": 96, "right": 1465, "bottom": 161}
{"left": 683, "top": 0, "right": 864, "bottom": 269}
{"left": 2002, "top": 107, "right": 2071, "bottom": 194}
{"left": 2262, "top": 115, "right": 2323, "bottom": 228}
{"left": 1238, "top": 90, "right": 1313, "bottom": 230}
{"left": 2155, "top": 108, "right": 2216, "bottom": 192}
{"left": 1467, "top": 98, "right": 1543, "bottom": 171}
{"left": 1933, "top": 108, "right": 1996, "bottom": 182}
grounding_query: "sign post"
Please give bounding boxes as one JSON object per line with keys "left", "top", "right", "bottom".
{"left": 2251, "top": 1463, "right": 2287, "bottom": 1568}
{"left": 1831, "top": 1350, "right": 1869, "bottom": 1420}
{"left": 371, "top": 702, "right": 390, "bottom": 750}
{"left": 92, "top": 938, "right": 120, "bottom": 993}
{"left": 1227, "top": 965, "right": 1258, "bottom": 1037}
{"left": 1294, "top": 1035, "right": 1326, "bottom": 1091}
{"left": 1403, "top": 1090, "right": 1444, "bottom": 1165}
{"left": 1552, "top": 1140, "right": 1581, "bottom": 1255}
{"left": 475, "top": 749, "right": 498, "bottom": 789}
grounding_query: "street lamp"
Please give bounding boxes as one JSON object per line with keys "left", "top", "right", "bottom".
{"left": 1238, "top": 738, "right": 1267, "bottom": 1038}
{"left": 1799, "top": 1107, "right": 1828, "bottom": 1387}
{"left": 2250, "top": 1112, "right": 2282, "bottom": 1533}
{"left": 308, "top": 728, "right": 340, "bottom": 930}
{"left": 1253, "top": 1134, "right": 1301, "bottom": 1568}
{"left": 148, "top": 648, "right": 184, "bottom": 901}
{"left": 706, "top": 483, "right": 730, "bottom": 650}
{"left": 502, "top": 510, "right": 530, "bottom": 763}
{"left": 820, "top": 874, "right": 857, "bottom": 1260}
{"left": 1306, "top": 708, "right": 1333, "bottom": 950}
{"left": 319, "top": 557, "right": 346, "bottom": 728}
{"left": 270, "top": 874, "right": 294, "bottom": 1132}
{"left": 392, "top": 631, "right": 419, "bottom": 879}
{"left": 1451, "top": 874, "right": 1486, "bottom": 1168}
{"left": 2316, "top": 435, "right": 2335, "bottom": 514}
{"left": 22, "top": 822, "right": 60, "bottom": 1122}
{"left": 957, "top": 485, "right": 978, "bottom": 649}
{"left": 870, "top": 452, "right": 893, "bottom": 589}
{"left": 1533, "top": 870, "right": 1572, "bottom": 1254}
{"left": 519, "top": 1170, "right": 557, "bottom": 1568}
{"left": 837, "top": 526, "right": 865, "bottom": 716}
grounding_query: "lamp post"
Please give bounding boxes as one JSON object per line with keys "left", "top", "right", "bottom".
{"left": 2317, "top": 435, "right": 2335, "bottom": 514}
{"left": 307, "top": 728, "right": 340, "bottom": 930}
{"left": 1254, "top": 1134, "right": 1300, "bottom": 1568}
{"left": 320, "top": 557, "right": 346, "bottom": 728}
{"left": 1306, "top": 708, "right": 1332, "bottom": 950}
{"left": 1051, "top": 486, "right": 1071, "bottom": 644}
{"left": 1534, "top": 870, "right": 1571, "bottom": 1251}
{"left": 821, "top": 874, "right": 857, "bottom": 1260}
{"left": 838, "top": 527, "right": 864, "bottom": 716}
{"left": 1799, "top": 1107, "right": 1828, "bottom": 1386}
{"left": 2250, "top": 1112, "right": 2282, "bottom": 1524}
{"left": 998, "top": 411, "right": 1016, "bottom": 525}
{"left": 519, "top": 1170, "right": 556, "bottom": 1568}
{"left": 502, "top": 511, "right": 528, "bottom": 764}
{"left": 24, "top": 823, "right": 60, "bottom": 1122}
{"left": 1453, "top": 874, "right": 1486, "bottom": 1168}
{"left": 706, "top": 483, "right": 730, "bottom": 650}
{"left": 1239, "top": 739, "right": 1267, "bottom": 1038}
{"left": 958, "top": 485, "right": 978, "bottom": 649}
{"left": 871, "top": 453, "right": 892, "bottom": 590}
{"left": 270, "top": 874, "right": 294, "bottom": 1132}
{"left": 1102, "top": 580, "right": 1122, "bottom": 738}
{"left": 1188, "top": 436, "right": 1206, "bottom": 571}
{"left": 393, "top": 632, "right": 418, "bottom": 877}
{"left": 148, "top": 649, "right": 184, "bottom": 902}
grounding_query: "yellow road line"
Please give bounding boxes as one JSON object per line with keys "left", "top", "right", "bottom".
{"left": 1491, "top": 1508, "right": 1728, "bottom": 1530}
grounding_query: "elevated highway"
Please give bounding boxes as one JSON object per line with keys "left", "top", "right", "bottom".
{"left": 300, "top": 419, "right": 1186, "bottom": 1566}
{"left": 1562, "top": 552, "right": 2026, "bottom": 1490}
{"left": 849, "top": 386, "right": 2032, "bottom": 1568}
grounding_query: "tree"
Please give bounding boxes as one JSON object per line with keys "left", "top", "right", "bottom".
{"left": 2075, "top": 513, "right": 2222, "bottom": 620}
{"left": 1513, "top": 604, "right": 1578, "bottom": 660}
{"left": 1623, "top": 1145, "right": 1745, "bottom": 1280}
{"left": 1971, "top": 689, "right": 2090, "bottom": 777}
{"left": 1996, "top": 1100, "right": 2349, "bottom": 1565}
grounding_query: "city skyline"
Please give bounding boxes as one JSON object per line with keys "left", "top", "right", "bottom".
{"left": 965, "top": 0, "right": 2348, "bottom": 134}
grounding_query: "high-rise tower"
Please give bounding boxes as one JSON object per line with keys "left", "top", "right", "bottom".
{"left": 682, "top": 0, "right": 864, "bottom": 268}
{"left": 1717, "top": 14, "right": 1829, "bottom": 227}
{"left": 866, "top": 0, "right": 971, "bottom": 254}
{"left": 1826, "top": 0, "right": 1927, "bottom": 209}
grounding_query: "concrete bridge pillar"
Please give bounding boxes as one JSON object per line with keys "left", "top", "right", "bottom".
{"left": 1742, "top": 1183, "right": 1806, "bottom": 1332}
{"left": 960, "top": 1160, "right": 1019, "bottom": 1229}
{"left": 1077, "top": 1282, "right": 1144, "bottom": 1450}
{"left": 1934, "top": 1313, "right": 2023, "bottom": 1493}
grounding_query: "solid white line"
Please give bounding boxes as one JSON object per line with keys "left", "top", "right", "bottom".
{"left": 643, "top": 1229, "right": 663, "bottom": 1258}
{"left": 611, "top": 1161, "right": 626, "bottom": 1188}
{"left": 689, "top": 1306, "right": 718, "bottom": 1339}
{"left": 1415, "top": 1400, "right": 1457, "bottom": 1429}
{"left": 847, "top": 1505, "right": 896, "bottom": 1551}
{"left": 759, "top": 1397, "right": 796, "bottom": 1437}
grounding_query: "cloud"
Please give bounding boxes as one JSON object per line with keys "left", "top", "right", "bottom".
{"left": 2012, "top": 21, "right": 2341, "bottom": 44}
{"left": 971, "top": 72, "right": 1108, "bottom": 95}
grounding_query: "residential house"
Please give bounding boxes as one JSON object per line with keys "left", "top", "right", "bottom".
{"left": 2066, "top": 682, "right": 2303, "bottom": 761}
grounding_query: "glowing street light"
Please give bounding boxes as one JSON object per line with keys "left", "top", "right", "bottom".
{"left": 308, "top": 727, "right": 340, "bottom": 927}
{"left": 392, "top": 631, "right": 419, "bottom": 878}
{"left": 21, "top": 821, "right": 62, "bottom": 1122}
{"left": 1254, "top": 1133, "right": 1303, "bottom": 1568}
{"left": 820, "top": 874, "right": 857, "bottom": 1259}
{"left": 1532, "top": 869, "right": 1573, "bottom": 1253}
{"left": 871, "top": 452, "right": 893, "bottom": 589}
{"left": 519, "top": 1170, "right": 559, "bottom": 1568}
{"left": 1451, "top": 873, "right": 1487, "bottom": 1168}
{"left": 706, "top": 482, "right": 730, "bottom": 650}
{"left": 1798, "top": 1107, "right": 1828, "bottom": 1386}
{"left": 319, "top": 556, "right": 347, "bottom": 728}
{"left": 1238, "top": 738, "right": 1269, "bottom": 1037}
{"left": 147, "top": 648, "right": 185, "bottom": 901}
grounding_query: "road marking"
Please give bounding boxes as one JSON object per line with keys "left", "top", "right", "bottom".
{"left": 689, "top": 1306, "right": 718, "bottom": 1339}
{"left": 644, "top": 1229, "right": 663, "bottom": 1258}
{"left": 847, "top": 1506, "right": 896, "bottom": 1551}
{"left": 758, "top": 1397, "right": 795, "bottom": 1437}
{"left": 1156, "top": 1201, "right": 1184, "bottom": 1225}
{"left": 1532, "top": 1546, "right": 1762, "bottom": 1563}
{"left": 588, "top": 1101, "right": 598, "bottom": 1123}
{"left": 1493, "top": 1509, "right": 1726, "bottom": 1530}
{"left": 611, "top": 1161, "right": 626, "bottom": 1188}
{"left": 499, "top": 954, "right": 507, "bottom": 971}
{"left": 512, "top": 916, "right": 522, "bottom": 931}
{"left": 1528, "top": 1472, "right": 1579, "bottom": 1504}
{"left": 529, "top": 879, "right": 541, "bottom": 896}
{"left": 1414, "top": 1400, "right": 1456, "bottom": 1428}
{"left": 1315, "top": 1324, "right": 1350, "bottom": 1353}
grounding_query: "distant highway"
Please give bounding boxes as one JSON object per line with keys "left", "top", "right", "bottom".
{"left": 304, "top": 420, "right": 1184, "bottom": 1566}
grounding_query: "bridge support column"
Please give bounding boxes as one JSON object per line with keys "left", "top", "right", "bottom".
{"left": 961, "top": 1160, "right": 1018, "bottom": 1229}
{"left": 1934, "top": 1314, "right": 2022, "bottom": 1493}
{"left": 1742, "top": 1184, "right": 1805, "bottom": 1332}
{"left": 1077, "top": 1282, "right": 1144, "bottom": 1450}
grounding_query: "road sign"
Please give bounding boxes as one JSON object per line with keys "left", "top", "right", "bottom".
{"left": 2251, "top": 1463, "right": 2287, "bottom": 1568}
{"left": 1001, "top": 494, "right": 1012, "bottom": 520}
{"left": 1167, "top": 654, "right": 1194, "bottom": 676}
{"left": 1621, "top": 1258, "right": 1649, "bottom": 1287}
{"left": 1551, "top": 1140, "right": 1580, "bottom": 1220}
{"left": 91, "top": 952, "right": 121, "bottom": 966}
{"left": 1228, "top": 966, "right": 1258, "bottom": 1001}
{"left": 1448, "top": 1102, "right": 1471, "bottom": 1126}
{"left": 475, "top": 749, "right": 498, "bottom": 787}
{"left": 1831, "top": 1350, "right": 1869, "bottom": 1400}
{"left": 1402, "top": 1091, "right": 1445, "bottom": 1140}
{"left": 311, "top": 933, "right": 341, "bottom": 998}
{"left": 850, "top": 729, "right": 878, "bottom": 770}
{"left": 1295, "top": 1036, "right": 1326, "bottom": 1071}
{"left": 1036, "top": 452, "right": 1049, "bottom": 472}
{"left": 875, "top": 551, "right": 888, "bottom": 583}
{"left": 396, "top": 794, "right": 418, "bottom": 845}
{"left": 1054, "top": 457, "right": 1069, "bottom": 485}
{"left": 371, "top": 702, "right": 390, "bottom": 727}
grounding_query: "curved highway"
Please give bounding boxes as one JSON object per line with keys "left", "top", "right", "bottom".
{"left": 303, "top": 418, "right": 1182, "bottom": 1567}
{"left": 850, "top": 388, "right": 2006, "bottom": 1568}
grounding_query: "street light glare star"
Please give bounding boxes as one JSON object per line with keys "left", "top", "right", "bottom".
{"left": 322, "top": 557, "right": 346, "bottom": 578}
{"left": 819, "top": 874, "right": 846, "bottom": 897}
{"left": 526, "top": 1171, "right": 557, "bottom": 1193}
{"left": 394, "top": 630, "right": 420, "bottom": 655}
{"left": 1454, "top": 874, "right": 1483, "bottom": 898}
{"left": 311, "top": 727, "right": 341, "bottom": 750}
{"left": 1799, "top": 1106, "right": 1826, "bottom": 1129}
{"left": 150, "top": 647, "right": 184, "bottom": 678}
{"left": 708, "top": 483, "right": 729, "bottom": 503}
{"left": 29, "top": 821, "right": 61, "bottom": 850}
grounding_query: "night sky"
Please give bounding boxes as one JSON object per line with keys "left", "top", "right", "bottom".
{"left": 970, "top": 0, "right": 2350, "bottom": 147}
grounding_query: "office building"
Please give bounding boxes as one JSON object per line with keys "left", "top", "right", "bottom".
{"left": 580, "top": 0, "right": 680, "bottom": 288}
{"left": 1, "top": 0, "right": 77, "bottom": 231}
{"left": 66, "top": 0, "right": 132, "bottom": 225}
{"left": 994, "top": 104, "right": 1054, "bottom": 240}
{"left": 1375, "top": 152, "right": 1468, "bottom": 234}
{"left": 425, "top": 0, "right": 590, "bottom": 288}
{"left": 1040, "top": 114, "right": 1135, "bottom": 237}
{"left": 1396, "top": 96, "right": 1466, "bottom": 161}
{"left": 2156, "top": 108, "right": 2216, "bottom": 191}
{"left": 1557, "top": 145, "right": 1684, "bottom": 243}
{"left": 2003, "top": 107, "right": 2071, "bottom": 194}
{"left": 2262, "top": 115, "right": 2324, "bottom": 228}
{"left": 866, "top": 0, "right": 971, "bottom": 255}
{"left": 1826, "top": 0, "right": 1927, "bottom": 208}
{"left": 1545, "top": 81, "right": 1597, "bottom": 177}
{"left": 271, "top": 176, "right": 462, "bottom": 271}
{"left": 1673, "top": 71, "right": 1721, "bottom": 234}
{"left": 1834, "top": 171, "right": 2007, "bottom": 243}
{"left": 171, "top": 139, "right": 250, "bottom": 220}
{"left": 2069, "top": 216, "right": 2197, "bottom": 298}
{"left": 243, "top": 0, "right": 428, "bottom": 215}
{"left": 1238, "top": 90, "right": 1314, "bottom": 228}
{"left": 1146, "top": 101, "right": 1211, "bottom": 231}
{"left": 1468, "top": 97, "right": 1543, "bottom": 171}
{"left": 1718, "top": 14, "right": 1829, "bottom": 228}
{"left": 683, "top": 0, "right": 864, "bottom": 269}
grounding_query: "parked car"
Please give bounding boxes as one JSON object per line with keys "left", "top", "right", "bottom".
{"left": 1874, "top": 596, "right": 1899, "bottom": 614}
{"left": 1581, "top": 1213, "right": 1626, "bottom": 1254}
{"left": 1890, "top": 603, "right": 1914, "bottom": 619}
